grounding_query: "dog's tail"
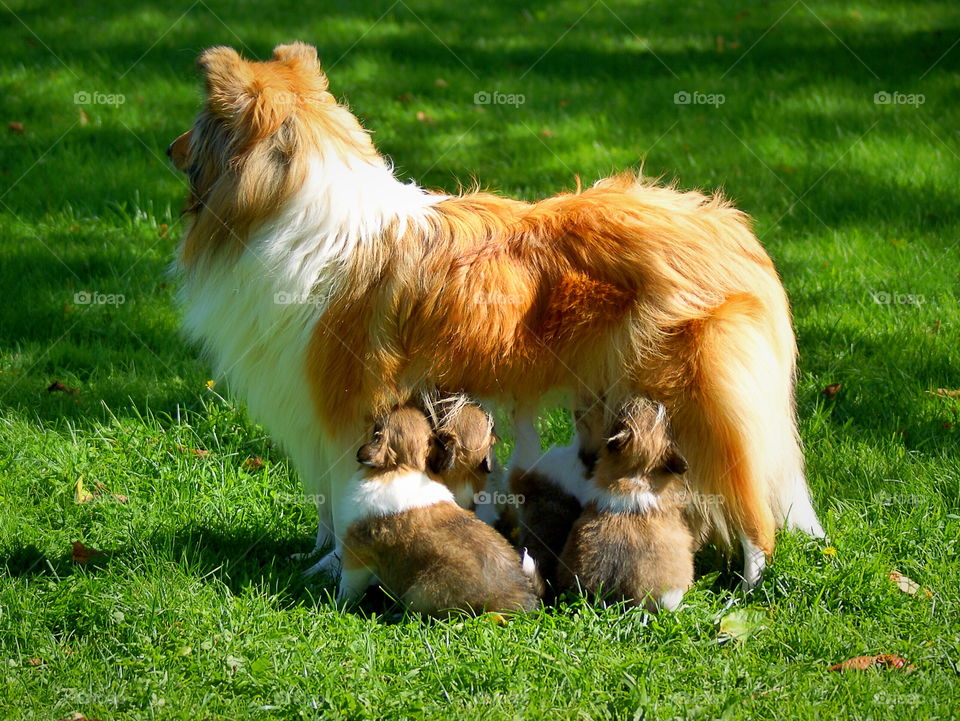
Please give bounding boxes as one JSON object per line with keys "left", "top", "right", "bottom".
{"left": 520, "top": 548, "right": 546, "bottom": 598}
{"left": 674, "top": 292, "right": 821, "bottom": 553}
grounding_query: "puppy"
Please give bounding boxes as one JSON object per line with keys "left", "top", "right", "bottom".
{"left": 337, "top": 405, "right": 541, "bottom": 615}
{"left": 505, "top": 402, "right": 606, "bottom": 591}
{"left": 424, "top": 395, "right": 496, "bottom": 509}
{"left": 558, "top": 399, "right": 694, "bottom": 612}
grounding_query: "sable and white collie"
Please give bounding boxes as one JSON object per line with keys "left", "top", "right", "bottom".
{"left": 338, "top": 404, "right": 541, "bottom": 614}
{"left": 169, "top": 42, "right": 823, "bottom": 589}
{"left": 558, "top": 398, "right": 695, "bottom": 611}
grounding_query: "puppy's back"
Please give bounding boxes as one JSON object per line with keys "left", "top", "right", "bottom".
{"left": 355, "top": 502, "right": 540, "bottom": 615}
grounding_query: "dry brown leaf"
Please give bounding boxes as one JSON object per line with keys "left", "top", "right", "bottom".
{"left": 71, "top": 541, "right": 105, "bottom": 564}
{"left": 434, "top": 77, "right": 448, "bottom": 88}
{"left": 822, "top": 382, "right": 842, "bottom": 398}
{"left": 928, "top": 388, "right": 960, "bottom": 398}
{"left": 539, "top": 128, "right": 555, "bottom": 138}
{"left": 28, "top": 657, "right": 43, "bottom": 666}
{"left": 415, "top": 111, "right": 434, "bottom": 124}
{"left": 889, "top": 570, "right": 932, "bottom": 598}
{"left": 48, "top": 380, "right": 79, "bottom": 395}
{"left": 78, "top": 109, "right": 90, "bottom": 125}
{"left": 176, "top": 444, "right": 209, "bottom": 458}
{"left": 8, "top": 121, "right": 24, "bottom": 135}
{"left": 828, "top": 654, "right": 915, "bottom": 672}
{"left": 159, "top": 223, "right": 168, "bottom": 238}
{"left": 242, "top": 457, "right": 264, "bottom": 471}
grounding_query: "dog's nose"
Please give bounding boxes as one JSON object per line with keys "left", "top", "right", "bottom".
{"left": 166, "top": 143, "right": 174, "bottom": 160}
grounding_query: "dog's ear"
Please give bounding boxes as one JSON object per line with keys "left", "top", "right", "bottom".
{"left": 197, "top": 47, "right": 252, "bottom": 107}
{"left": 273, "top": 42, "right": 330, "bottom": 91}
{"left": 427, "top": 430, "right": 458, "bottom": 474}
{"left": 479, "top": 446, "right": 495, "bottom": 474}
{"left": 605, "top": 425, "right": 629, "bottom": 454}
{"left": 662, "top": 448, "right": 688, "bottom": 476}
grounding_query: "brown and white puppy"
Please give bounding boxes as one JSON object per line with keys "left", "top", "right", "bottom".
{"left": 504, "top": 401, "right": 606, "bottom": 591}
{"left": 424, "top": 395, "right": 497, "bottom": 509}
{"left": 558, "top": 399, "right": 694, "bottom": 612}
{"left": 337, "top": 405, "right": 541, "bottom": 615}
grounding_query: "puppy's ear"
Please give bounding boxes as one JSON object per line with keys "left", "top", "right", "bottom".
{"left": 427, "top": 431, "right": 457, "bottom": 474}
{"left": 479, "top": 447, "right": 495, "bottom": 474}
{"left": 605, "top": 428, "right": 629, "bottom": 454}
{"left": 662, "top": 448, "right": 688, "bottom": 476}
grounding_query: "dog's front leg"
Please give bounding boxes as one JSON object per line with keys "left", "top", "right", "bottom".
{"left": 302, "top": 447, "right": 357, "bottom": 578}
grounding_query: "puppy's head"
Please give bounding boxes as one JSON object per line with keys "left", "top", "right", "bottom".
{"left": 357, "top": 406, "right": 435, "bottom": 473}
{"left": 596, "top": 398, "right": 687, "bottom": 491}
{"left": 170, "top": 43, "right": 379, "bottom": 264}
{"left": 425, "top": 398, "right": 497, "bottom": 488}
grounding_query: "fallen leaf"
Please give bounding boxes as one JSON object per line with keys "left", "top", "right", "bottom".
{"left": 889, "top": 570, "right": 932, "bottom": 598}
{"left": 71, "top": 541, "right": 104, "bottom": 564}
{"left": 434, "top": 77, "right": 448, "bottom": 88}
{"left": 415, "top": 111, "right": 434, "bottom": 124}
{"left": 47, "top": 380, "right": 79, "bottom": 395}
{"left": 176, "top": 445, "right": 209, "bottom": 458}
{"left": 539, "top": 128, "right": 555, "bottom": 138}
{"left": 158, "top": 223, "right": 168, "bottom": 238}
{"left": 928, "top": 388, "right": 960, "bottom": 398}
{"left": 242, "top": 457, "right": 264, "bottom": 471}
{"left": 78, "top": 109, "right": 89, "bottom": 125}
{"left": 718, "top": 608, "right": 765, "bottom": 644}
{"left": 7, "top": 121, "right": 24, "bottom": 135}
{"left": 28, "top": 657, "right": 42, "bottom": 666}
{"left": 112, "top": 493, "right": 128, "bottom": 504}
{"left": 74, "top": 476, "right": 95, "bottom": 504}
{"left": 822, "top": 383, "right": 842, "bottom": 398}
{"left": 828, "top": 654, "right": 915, "bottom": 672}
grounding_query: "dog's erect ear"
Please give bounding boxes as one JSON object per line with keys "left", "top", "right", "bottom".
{"left": 427, "top": 430, "right": 458, "bottom": 474}
{"left": 273, "top": 42, "right": 318, "bottom": 64}
{"left": 197, "top": 46, "right": 250, "bottom": 100}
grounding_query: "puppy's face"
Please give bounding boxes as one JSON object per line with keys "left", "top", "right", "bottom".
{"left": 357, "top": 407, "right": 436, "bottom": 473}
{"left": 596, "top": 400, "right": 687, "bottom": 493}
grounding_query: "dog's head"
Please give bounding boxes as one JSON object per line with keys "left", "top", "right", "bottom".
{"left": 597, "top": 398, "right": 687, "bottom": 490}
{"left": 357, "top": 405, "right": 443, "bottom": 473}
{"left": 427, "top": 401, "right": 497, "bottom": 483}
{"left": 169, "top": 43, "right": 378, "bottom": 264}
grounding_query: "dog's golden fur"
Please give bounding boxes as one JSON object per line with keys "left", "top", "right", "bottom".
{"left": 343, "top": 406, "right": 540, "bottom": 616}
{"left": 171, "top": 42, "right": 822, "bottom": 586}
{"left": 558, "top": 399, "right": 694, "bottom": 611}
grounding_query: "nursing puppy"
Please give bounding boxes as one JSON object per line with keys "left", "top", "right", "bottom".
{"left": 337, "top": 405, "right": 541, "bottom": 615}
{"left": 424, "top": 395, "right": 496, "bottom": 509}
{"left": 170, "top": 42, "right": 824, "bottom": 590}
{"left": 558, "top": 399, "right": 694, "bottom": 612}
{"left": 505, "top": 402, "right": 606, "bottom": 590}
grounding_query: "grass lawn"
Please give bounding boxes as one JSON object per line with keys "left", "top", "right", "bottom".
{"left": 2, "top": 0, "right": 959, "bottom": 718}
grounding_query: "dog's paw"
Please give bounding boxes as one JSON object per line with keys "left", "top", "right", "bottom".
{"left": 303, "top": 550, "right": 342, "bottom": 579}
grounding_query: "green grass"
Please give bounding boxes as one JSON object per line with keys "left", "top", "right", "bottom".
{"left": 2, "top": 0, "right": 959, "bottom": 718}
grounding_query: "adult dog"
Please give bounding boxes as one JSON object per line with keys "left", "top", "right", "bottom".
{"left": 168, "top": 42, "right": 823, "bottom": 587}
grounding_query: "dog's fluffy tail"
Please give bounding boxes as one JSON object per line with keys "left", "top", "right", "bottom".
{"left": 520, "top": 548, "right": 546, "bottom": 598}
{"left": 676, "top": 293, "right": 821, "bottom": 552}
